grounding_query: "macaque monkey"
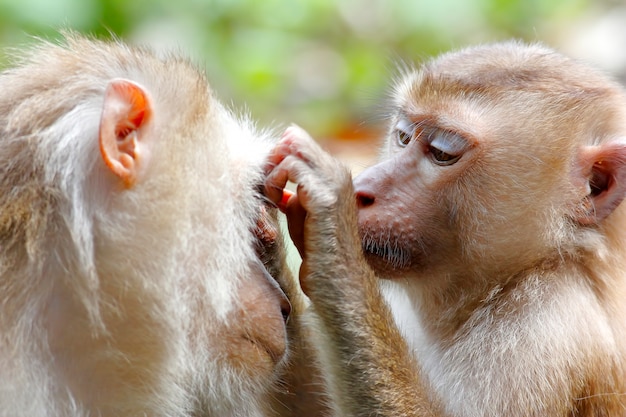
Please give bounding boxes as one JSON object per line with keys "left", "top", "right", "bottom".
{"left": 0, "top": 33, "right": 293, "bottom": 417}
{"left": 265, "top": 42, "right": 626, "bottom": 416}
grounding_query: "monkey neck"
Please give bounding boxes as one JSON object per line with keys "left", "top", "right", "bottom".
{"left": 410, "top": 254, "right": 589, "bottom": 344}
{"left": 385, "top": 249, "right": 626, "bottom": 417}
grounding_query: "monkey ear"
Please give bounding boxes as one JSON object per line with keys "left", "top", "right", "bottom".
{"left": 99, "top": 79, "right": 152, "bottom": 187}
{"left": 577, "top": 141, "right": 626, "bottom": 224}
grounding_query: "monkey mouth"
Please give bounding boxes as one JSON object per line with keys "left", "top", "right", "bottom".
{"left": 243, "top": 332, "right": 288, "bottom": 368}
{"left": 361, "top": 238, "right": 412, "bottom": 270}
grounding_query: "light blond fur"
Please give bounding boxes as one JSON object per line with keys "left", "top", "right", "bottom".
{"left": 0, "top": 33, "right": 289, "bottom": 417}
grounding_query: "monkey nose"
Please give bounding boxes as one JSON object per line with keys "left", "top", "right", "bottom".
{"left": 355, "top": 190, "right": 376, "bottom": 208}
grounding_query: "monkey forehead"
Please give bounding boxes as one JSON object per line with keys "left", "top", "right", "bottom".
{"left": 394, "top": 42, "right": 626, "bottom": 145}
{"left": 415, "top": 42, "right": 611, "bottom": 94}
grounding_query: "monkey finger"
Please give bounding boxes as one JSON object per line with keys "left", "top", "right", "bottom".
{"left": 264, "top": 162, "right": 292, "bottom": 209}
{"left": 285, "top": 193, "right": 307, "bottom": 259}
{"left": 265, "top": 155, "right": 313, "bottom": 209}
{"left": 275, "top": 125, "right": 322, "bottom": 167}
{"left": 264, "top": 139, "right": 294, "bottom": 175}
{"left": 298, "top": 260, "right": 312, "bottom": 296}
{"left": 263, "top": 126, "right": 313, "bottom": 176}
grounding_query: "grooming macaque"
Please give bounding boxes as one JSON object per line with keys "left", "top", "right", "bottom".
{"left": 0, "top": 34, "right": 293, "bottom": 417}
{"left": 265, "top": 42, "right": 626, "bottom": 416}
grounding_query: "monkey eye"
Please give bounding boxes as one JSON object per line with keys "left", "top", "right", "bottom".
{"left": 394, "top": 118, "right": 415, "bottom": 147}
{"left": 424, "top": 128, "right": 467, "bottom": 166}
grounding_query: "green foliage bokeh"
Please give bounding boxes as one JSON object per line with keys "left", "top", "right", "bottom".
{"left": 0, "top": 0, "right": 604, "bottom": 138}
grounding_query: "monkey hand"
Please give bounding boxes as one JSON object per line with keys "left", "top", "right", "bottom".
{"left": 265, "top": 127, "right": 430, "bottom": 417}
{"left": 264, "top": 125, "right": 361, "bottom": 293}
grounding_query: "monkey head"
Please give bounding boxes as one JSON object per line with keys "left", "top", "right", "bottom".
{"left": 0, "top": 34, "right": 290, "bottom": 417}
{"left": 354, "top": 42, "right": 626, "bottom": 283}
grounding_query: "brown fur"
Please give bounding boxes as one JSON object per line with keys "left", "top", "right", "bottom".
{"left": 265, "top": 42, "right": 626, "bottom": 416}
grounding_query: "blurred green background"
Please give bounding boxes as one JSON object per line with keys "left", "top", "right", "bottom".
{"left": 1, "top": 0, "right": 624, "bottom": 163}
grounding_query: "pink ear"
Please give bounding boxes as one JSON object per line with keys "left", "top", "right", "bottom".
{"left": 577, "top": 141, "right": 626, "bottom": 224}
{"left": 99, "top": 79, "right": 152, "bottom": 187}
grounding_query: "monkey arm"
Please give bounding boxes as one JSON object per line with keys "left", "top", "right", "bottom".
{"left": 255, "top": 206, "right": 332, "bottom": 417}
{"left": 265, "top": 126, "right": 439, "bottom": 417}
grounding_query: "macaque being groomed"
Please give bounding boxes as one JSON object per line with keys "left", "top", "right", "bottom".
{"left": 265, "top": 42, "right": 626, "bottom": 416}
{"left": 0, "top": 33, "right": 293, "bottom": 417}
